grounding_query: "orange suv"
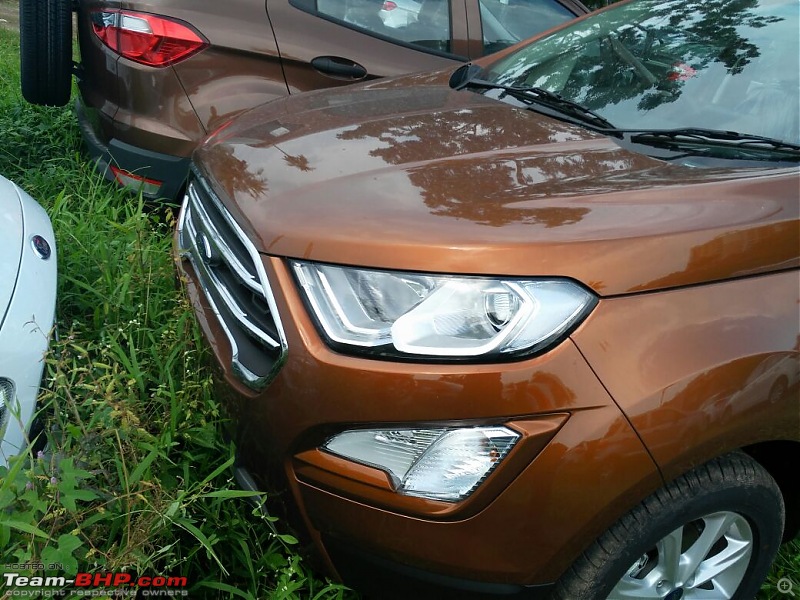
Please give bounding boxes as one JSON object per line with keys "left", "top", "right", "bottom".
{"left": 175, "top": 0, "right": 800, "bottom": 597}
{"left": 20, "top": 0, "right": 586, "bottom": 200}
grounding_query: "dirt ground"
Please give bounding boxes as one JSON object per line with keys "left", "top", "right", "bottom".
{"left": 0, "top": 1, "right": 19, "bottom": 32}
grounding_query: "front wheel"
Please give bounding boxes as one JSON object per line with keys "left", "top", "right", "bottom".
{"left": 19, "top": 0, "right": 73, "bottom": 106}
{"left": 553, "top": 452, "right": 784, "bottom": 600}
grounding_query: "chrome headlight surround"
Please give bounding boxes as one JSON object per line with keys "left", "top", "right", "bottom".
{"left": 291, "top": 261, "right": 596, "bottom": 361}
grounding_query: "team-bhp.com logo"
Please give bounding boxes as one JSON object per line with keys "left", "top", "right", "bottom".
{"left": 2, "top": 571, "right": 188, "bottom": 597}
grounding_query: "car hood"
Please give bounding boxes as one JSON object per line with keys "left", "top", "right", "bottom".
{"left": 194, "top": 72, "right": 799, "bottom": 296}
{"left": 0, "top": 176, "right": 23, "bottom": 327}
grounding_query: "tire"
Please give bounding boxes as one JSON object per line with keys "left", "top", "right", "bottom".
{"left": 553, "top": 452, "right": 784, "bottom": 600}
{"left": 19, "top": 0, "right": 73, "bottom": 107}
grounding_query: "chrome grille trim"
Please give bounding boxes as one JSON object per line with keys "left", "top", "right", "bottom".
{"left": 185, "top": 183, "right": 262, "bottom": 296}
{"left": 177, "top": 168, "right": 288, "bottom": 390}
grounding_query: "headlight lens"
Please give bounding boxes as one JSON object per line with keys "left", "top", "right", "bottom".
{"left": 324, "top": 426, "right": 520, "bottom": 501}
{"left": 292, "top": 262, "right": 596, "bottom": 359}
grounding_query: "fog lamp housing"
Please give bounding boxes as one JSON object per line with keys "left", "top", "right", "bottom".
{"left": 323, "top": 425, "right": 520, "bottom": 502}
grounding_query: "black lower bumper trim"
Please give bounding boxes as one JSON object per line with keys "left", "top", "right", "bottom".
{"left": 234, "top": 465, "right": 268, "bottom": 512}
{"left": 324, "top": 536, "right": 556, "bottom": 600}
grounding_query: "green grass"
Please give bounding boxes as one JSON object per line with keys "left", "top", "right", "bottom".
{"left": 0, "top": 28, "right": 351, "bottom": 599}
{"left": 0, "top": 23, "right": 797, "bottom": 600}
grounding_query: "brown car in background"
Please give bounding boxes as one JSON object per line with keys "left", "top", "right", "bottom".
{"left": 175, "top": 0, "right": 799, "bottom": 597}
{"left": 19, "top": 0, "right": 586, "bottom": 200}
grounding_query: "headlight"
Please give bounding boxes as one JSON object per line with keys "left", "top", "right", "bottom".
{"left": 291, "top": 261, "right": 596, "bottom": 359}
{"left": 324, "top": 426, "right": 520, "bottom": 501}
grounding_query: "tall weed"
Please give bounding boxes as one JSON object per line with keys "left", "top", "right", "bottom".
{"left": 0, "top": 27, "right": 350, "bottom": 599}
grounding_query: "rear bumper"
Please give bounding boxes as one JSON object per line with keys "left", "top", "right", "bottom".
{"left": 76, "top": 99, "right": 190, "bottom": 201}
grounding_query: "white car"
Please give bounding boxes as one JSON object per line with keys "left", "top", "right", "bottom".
{"left": 0, "top": 175, "right": 57, "bottom": 466}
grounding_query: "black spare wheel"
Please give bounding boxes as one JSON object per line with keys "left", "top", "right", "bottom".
{"left": 20, "top": 0, "right": 73, "bottom": 107}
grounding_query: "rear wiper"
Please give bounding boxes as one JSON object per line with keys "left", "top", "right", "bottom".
{"left": 627, "top": 128, "right": 800, "bottom": 155}
{"left": 455, "top": 77, "right": 618, "bottom": 132}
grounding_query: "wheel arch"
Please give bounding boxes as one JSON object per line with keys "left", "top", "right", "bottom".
{"left": 551, "top": 450, "right": 785, "bottom": 600}
{"left": 743, "top": 439, "right": 800, "bottom": 542}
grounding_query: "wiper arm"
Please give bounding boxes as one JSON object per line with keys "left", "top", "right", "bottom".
{"left": 628, "top": 128, "right": 800, "bottom": 153}
{"left": 449, "top": 66, "right": 800, "bottom": 161}
{"left": 456, "top": 77, "right": 618, "bottom": 132}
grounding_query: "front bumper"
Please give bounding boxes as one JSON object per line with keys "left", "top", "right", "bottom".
{"left": 0, "top": 182, "right": 57, "bottom": 465}
{"left": 175, "top": 236, "right": 662, "bottom": 589}
{"left": 322, "top": 536, "right": 556, "bottom": 600}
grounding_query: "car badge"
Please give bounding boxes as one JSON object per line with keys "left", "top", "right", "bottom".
{"left": 196, "top": 231, "right": 220, "bottom": 267}
{"left": 31, "top": 235, "right": 52, "bottom": 260}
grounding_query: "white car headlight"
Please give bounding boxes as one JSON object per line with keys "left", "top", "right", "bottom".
{"left": 324, "top": 426, "right": 520, "bottom": 501}
{"left": 292, "top": 261, "right": 596, "bottom": 359}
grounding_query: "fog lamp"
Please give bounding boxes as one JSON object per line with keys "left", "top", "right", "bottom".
{"left": 324, "top": 425, "right": 519, "bottom": 501}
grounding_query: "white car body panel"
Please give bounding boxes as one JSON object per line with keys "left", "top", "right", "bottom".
{"left": 0, "top": 177, "right": 23, "bottom": 326}
{"left": 0, "top": 175, "right": 57, "bottom": 465}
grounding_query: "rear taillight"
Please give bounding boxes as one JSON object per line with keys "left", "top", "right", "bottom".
{"left": 382, "top": 1, "right": 398, "bottom": 9}
{"left": 90, "top": 10, "right": 207, "bottom": 67}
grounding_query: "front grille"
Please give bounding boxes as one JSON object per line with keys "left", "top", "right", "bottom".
{"left": 177, "top": 169, "right": 287, "bottom": 390}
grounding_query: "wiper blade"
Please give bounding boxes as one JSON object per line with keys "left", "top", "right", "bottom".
{"left": 628, "top": 128, "right": 800, "bottom": 153}
{"left": 456, "top": 77, "right": 618, "bottom": 132}
{"left": 450, "top": 68, "right": 800, "bottom": 161}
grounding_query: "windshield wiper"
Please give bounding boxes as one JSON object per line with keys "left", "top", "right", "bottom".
{"left": 448, "top": 64, "right": 800, "bottom": 162}
{"left": 455, "top": 77, "right": 618, "bottom": 132}
{"left": 627, "top": 128, "right": 800, "bottom": 155}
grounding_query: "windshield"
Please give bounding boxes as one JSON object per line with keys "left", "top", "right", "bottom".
{"left": 482, "top": 0, "right": 799, "bottom": 146}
